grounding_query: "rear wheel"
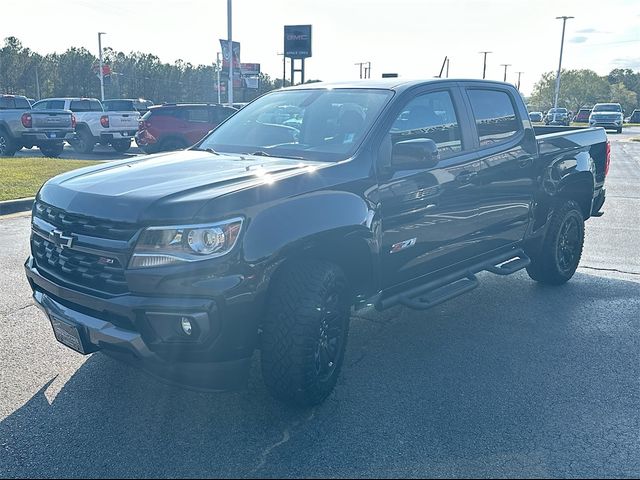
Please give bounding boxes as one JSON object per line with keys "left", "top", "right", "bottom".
{"left": 261, "top": 260, "right": 350, "bottom": 406}
{"left": 39, "top": 143, "right": 64, "bottom": 158}
{"left": 0, "top": 129, "right": 16, "bottom": 157}
{"left": 71, "top": 128, "right": 95, "bottom": 154}
{"left": 526, "top": 200, "right": 584, "bottom": 285}
{"left": 111, "top": 139, "right": 132, "bottom": 153}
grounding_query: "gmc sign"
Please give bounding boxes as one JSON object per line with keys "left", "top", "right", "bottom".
{"left": 284, "top": 25, "right": 312, "bottom": 59}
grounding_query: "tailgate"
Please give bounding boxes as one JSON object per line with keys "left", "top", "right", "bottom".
{"left": 108, "top": 112, "right": 139, "bottom": 129}
{"left": 32, "top": 110, "right": 73, "bottom": 129}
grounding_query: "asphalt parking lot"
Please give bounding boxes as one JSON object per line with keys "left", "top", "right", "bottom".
{"left": 1, "top": 130, "right": 639, "bottom": 478}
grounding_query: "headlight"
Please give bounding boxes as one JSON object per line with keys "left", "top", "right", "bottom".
{"left": 129, "top": 217, "right": 243, "bottom": 269}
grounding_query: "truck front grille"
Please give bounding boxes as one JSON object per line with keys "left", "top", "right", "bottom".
{"left": 34, "top": 201, "right": 138, "bottom": 241}
{"left": 32, "top": 236, "right": 128, "bottom": 295}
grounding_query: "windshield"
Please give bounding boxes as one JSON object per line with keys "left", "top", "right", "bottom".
{"left": 198, "top": 88, "right": 393, "bottom": 161}
{"left": 548, "top": 108, "right": 567, "bottom": 114}
{"left": 593, "top": 104, "right": 622, "bottom": 112}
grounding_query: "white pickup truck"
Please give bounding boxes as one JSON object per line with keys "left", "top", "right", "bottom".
{"left": 32, "top": 98, "right": 139, "bottom": 153}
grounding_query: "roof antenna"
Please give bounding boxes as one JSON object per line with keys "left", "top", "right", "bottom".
{"left": 437, "top": 56, "right": 448, "bottom": 78}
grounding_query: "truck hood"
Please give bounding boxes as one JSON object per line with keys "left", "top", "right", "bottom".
{"left": 38, "top": 150, "right": 324, "bottom": 223}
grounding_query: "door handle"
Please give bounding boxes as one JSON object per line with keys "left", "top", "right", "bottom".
{"left": 456, "top": 171, "right": 478, "bottom": 184}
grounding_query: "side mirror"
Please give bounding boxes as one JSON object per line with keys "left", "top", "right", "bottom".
{"left": 391, "top": 138, "right": 440, "bottom": 170}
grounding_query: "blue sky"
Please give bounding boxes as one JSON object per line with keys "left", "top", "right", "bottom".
{"left": 5, "top": 0, "right": 640, "bottom": 95}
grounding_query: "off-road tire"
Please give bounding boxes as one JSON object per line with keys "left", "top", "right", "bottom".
{"left": 261, "top": 260, "right": 350, "bottom": 406}
{"left": 111, "top": 139, "right": 132, "bottom": 153}
{"left": 71, "top": 127, "right": 95, "bottom": 154}
{"left": 526, "top": 200, "right": 585, "bottom": 285}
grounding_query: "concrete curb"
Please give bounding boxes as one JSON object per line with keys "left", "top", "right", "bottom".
{"left": 0, "top": 197, "right": 34, "bottom": 216}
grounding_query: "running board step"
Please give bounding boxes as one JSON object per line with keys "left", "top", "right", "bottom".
{"left": 377, "top": 249, "right": 531, "bottom": 311}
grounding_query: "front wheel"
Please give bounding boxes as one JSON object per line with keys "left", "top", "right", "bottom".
{"left": 617, "top": 127, "right": 623, "bottom": 134}
{"left": 526, "top": 200, "right": 585, "bottom": 285}
{"left": 39, "top": 143, "right": 64, "bottom": 158}
{"left": 261, "top": 260, "right": 350, "bottom": 406}
{"left": 111, "top": 139, "right": 132, "bottom": 153}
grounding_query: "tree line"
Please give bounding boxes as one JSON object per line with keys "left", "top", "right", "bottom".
{"left": 0, "top": 36, "right": 289, "bottom": 104}
{"left": 528, "top": 68, "right": 639, "bottom": 114}
{"left": 1, "top": 36, "right": 638, "bottom": 113}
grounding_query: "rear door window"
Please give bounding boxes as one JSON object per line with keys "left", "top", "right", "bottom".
{"left": 212, "top": 106, "right": 236, "bottom": 124}
{"left": 47, "top": 100, "right": 65, "bottom": 110}
{"left": 0, "top": 97, "right": 14, "bottom": 109}
{"left": 70, "top": 100, "right": 103, "bottom": 112}
{"left": 186, "top": 107, "right": 209, "bottom": 123}
{"left": 467, "top": 89, "right": 520, "bottom": 146}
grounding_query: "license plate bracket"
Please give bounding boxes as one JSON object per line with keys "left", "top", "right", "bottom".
{"left": 49, "top": 316, "right": 93, "bottom": 354}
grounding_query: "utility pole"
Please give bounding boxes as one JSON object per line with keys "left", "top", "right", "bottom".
{"left": 227, "top": 0, "right": 233, "bottom": 105}
{"left": 98, "top": 32, "right": 106, "bottom": 101}
{"left": 516, "top": 71, "right": 524, "bottom": 90}
{"left": 355, "top": 62, "right": 365, "bottom": 79}
{"left": 554, "top": 15, "right": 574, "bottom": 109}
{"left": 446, "top": 58, "right": 450, "bottom": 78}
{"left": 365, "top": 61, "right": 371, "bottom": 79}
{"left": 35, "top": 66, "right": 41, "bottom": 100}
{"left": 216, "top": 52, "right": 222, "bottom": 104}
{"left": 500, "top": 63, "right": 511, "bottom": 82}
{"left": 479, "top": 51, "right": 491, "bottom": 79}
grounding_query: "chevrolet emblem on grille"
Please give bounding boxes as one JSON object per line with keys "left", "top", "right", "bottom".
{"left": 49, "top": 229, "right": 74, "bottom": 249}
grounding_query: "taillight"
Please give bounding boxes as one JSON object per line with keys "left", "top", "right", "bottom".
{"left": 21, "top": 113, "right": 32, "bottom": 128}
{"left": 100, "top": 115, "right": 110, "bottom": 128}
{"left": 604, "top": 140, "right": 611, "bottom": 177}
{"left": 71, "top": 114, "right": 77, "bottom": 129}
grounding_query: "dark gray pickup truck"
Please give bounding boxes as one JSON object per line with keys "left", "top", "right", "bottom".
{"left": 25, "top": 79, "right": 609, "bottom": 405}
{"left": 0, "top": 94, "right": 75, "bottom": 157}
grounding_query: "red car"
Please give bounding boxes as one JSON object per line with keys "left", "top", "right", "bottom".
{"left": 136, "top": 103, "right": 237, "bottom": 153}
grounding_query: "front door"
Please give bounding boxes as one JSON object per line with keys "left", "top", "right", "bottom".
{"left": 378, "top": 87, "right": 483, "bottom": 290}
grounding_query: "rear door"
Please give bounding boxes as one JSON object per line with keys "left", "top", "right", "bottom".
{"left": 184, "top": 106, "right": 212, "bottom": 144}
{"left": 459, "top": 85, "right": 536, "bottom": 252}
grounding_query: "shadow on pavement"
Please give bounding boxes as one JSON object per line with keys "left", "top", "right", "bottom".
{"left": 1, "top": 271, "right": 639, "bottom": 478}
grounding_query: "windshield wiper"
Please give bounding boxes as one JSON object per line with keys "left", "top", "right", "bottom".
{"left": 245, "top": 150, "right": 306, "bottom": 160}
{"left": 191, "top": 147, "right": 220, "bottom": 155}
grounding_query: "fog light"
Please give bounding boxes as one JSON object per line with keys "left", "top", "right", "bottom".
{"left": 180, "top": 317, "right": 193, "bottom": 336}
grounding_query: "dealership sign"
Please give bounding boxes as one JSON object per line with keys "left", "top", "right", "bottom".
{"left": 284, "top": 25, "right": 312, "bottom": 59}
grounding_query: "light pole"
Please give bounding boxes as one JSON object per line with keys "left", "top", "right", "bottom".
{"left": 479, "top": 51, "right": 491, "bottom": 79}
{"left": 554, "top": 15, "right": 574, "bottom": 109}
{"left": 516, "top": 71, "right": 524, "bottom": 90}
{"left": 216, "top": 52, "right": 222, "bottom": 104}
{"left": 98, "top": 32, "right": 106, "bottom": 101}
{"left": 500, "top": 63, "right": 511, "bottom": 82}
{"left": 277, "top": 53, "right": 287, "bottom": 87}
{"left": 227, "top": 0, "right": 233, "bottom": 105}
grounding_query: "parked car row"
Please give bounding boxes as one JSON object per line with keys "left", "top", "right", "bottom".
{"left": 0, "top": 94, "right": 239, "bottom": 157}
{"left": 528, "top": 103, "right": 626, "bottom": 133}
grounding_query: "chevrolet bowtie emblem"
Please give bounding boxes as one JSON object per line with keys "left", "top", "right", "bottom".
{"left": 49, "top": 229, "right": 74, "bottom": 249}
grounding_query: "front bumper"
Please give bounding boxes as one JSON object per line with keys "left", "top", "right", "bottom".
{"left": 25, "top": 257, "right": 256, "bottom": 390}
{"left": 590, "top": 122, "right": 622, "bottom": 129}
